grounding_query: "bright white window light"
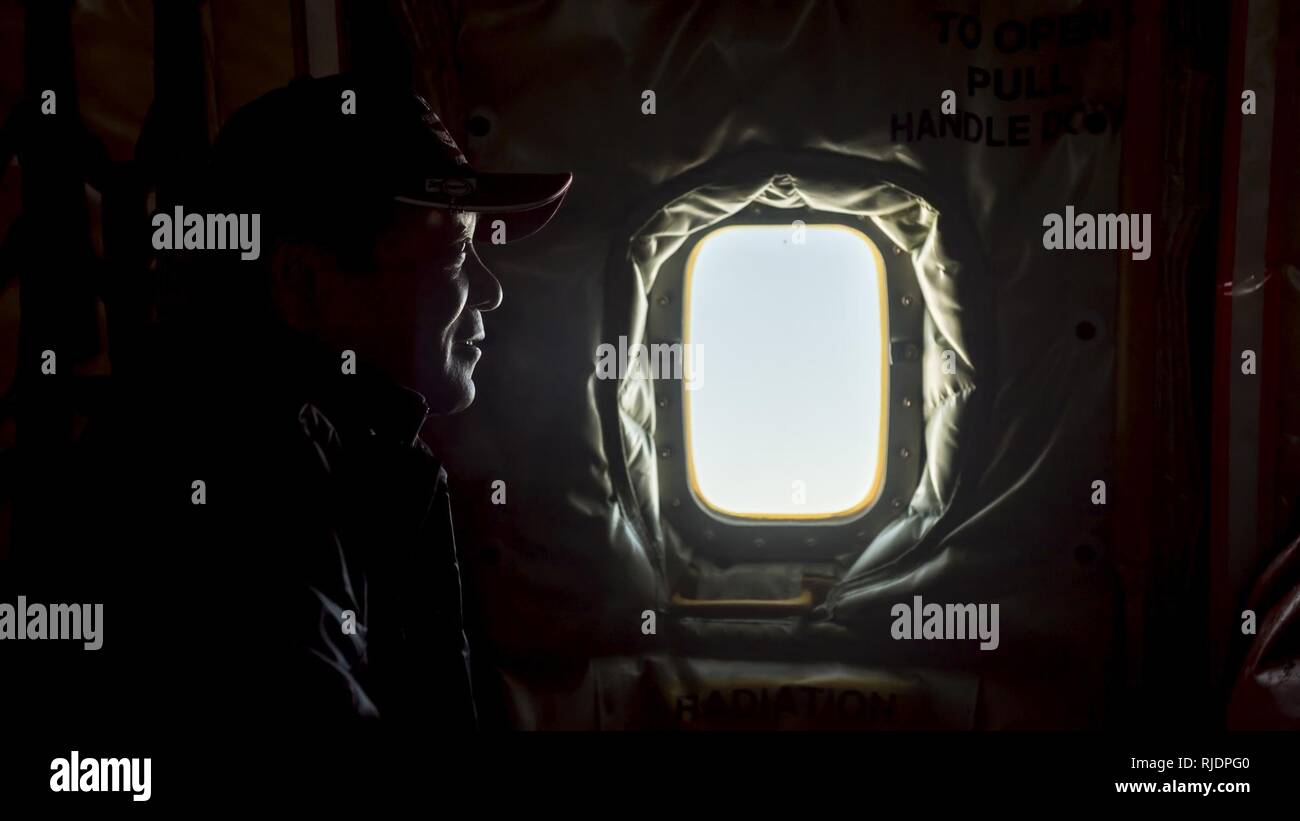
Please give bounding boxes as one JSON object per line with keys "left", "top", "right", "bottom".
{"left": 683, "top": 223, "right": 888, "bottom": 520}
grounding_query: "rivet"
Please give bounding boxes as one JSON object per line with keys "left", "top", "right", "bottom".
{"left": 657, "top": 397, "right": 668, "bottom": 408}
{"left": 659, "top": 447, "right": 672, "bottom": 459}
{"left": 753, "top": 537, "right": 766, "bottom": 548}
{"left": 899, "top": 448, "right": 911, "bottom": 459}
{"left": 892, "top": 245, "right": 904, "bottom": 255}
{"left": 902, "top": 397, "right": 913, "bottom": 408}
{"left": 891, "top": 498, "right": 903, "bottom": 510}
{"left": 804, "top": 537, "right": 816, "bottom": 547}
{"left": 657, "top": 295, "right": 670, "bottom": 306}
{"left": 704, "top": 529, "right": 715, "bottom": 541}
{"left": 901, "top": 295, "right": 913, "bottom": 307}
{"left": 905, "top": 344, "right": 919, "bottom": 360}
{"left": 467, "top": 114, "right": 493, "bottom": 138}
{"left": 671, "top": 498, "right": 681, "bottom": 508}
{"left": 856, "top": 531, "right": 869, "bottom": 541}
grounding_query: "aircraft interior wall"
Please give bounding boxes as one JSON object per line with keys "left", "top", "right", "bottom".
{"left": 438, "top": 0, "right": 1127, "bottom": 730}
{"left": 1, "top": 0, "right": 1298, "bottom": 801}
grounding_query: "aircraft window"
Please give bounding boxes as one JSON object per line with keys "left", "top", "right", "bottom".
{"left": 683, "top": 223, "right": 889, "bottom": 520}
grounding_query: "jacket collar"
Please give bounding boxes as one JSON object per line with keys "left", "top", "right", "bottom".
{"left": 268, "top": 326, "right": 431, "bottom": 447}
{"left": 318, "top": 369, "right": 431, "bottom": 448}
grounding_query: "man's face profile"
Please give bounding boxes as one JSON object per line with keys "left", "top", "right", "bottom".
{"left": 272, "top": 206, "right": 503, "bottom": 415}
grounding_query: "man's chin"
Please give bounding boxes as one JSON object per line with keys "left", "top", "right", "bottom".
{"left": 427, "top": 380, "right": 475, "bottom": 416}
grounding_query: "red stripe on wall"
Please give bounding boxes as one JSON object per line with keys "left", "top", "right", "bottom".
{"left": 1208, "top": 0, "right": 1250, "bottom": 681}
{"left": 1257, "top": 2, "right": 1298, "bottom": 556}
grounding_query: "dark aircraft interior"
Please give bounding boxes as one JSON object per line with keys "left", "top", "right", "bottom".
{"left": 0, "top": 0, "right": 1297, "bottom": 806}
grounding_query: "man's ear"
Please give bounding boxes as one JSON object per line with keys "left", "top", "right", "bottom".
{"left": 268, "top": 242, "right": 322, "bottom": 332}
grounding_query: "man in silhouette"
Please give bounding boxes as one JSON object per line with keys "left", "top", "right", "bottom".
{"left": 135, "top": 74, "right": 571, "bottom": 734}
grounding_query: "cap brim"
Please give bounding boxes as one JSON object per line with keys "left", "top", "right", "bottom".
{"left": 395, "top": 172, "right": 573, "bottom": 243}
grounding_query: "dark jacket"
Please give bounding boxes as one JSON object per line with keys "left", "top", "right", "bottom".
{"left": 94, "top": 324, "right": 479, "bottom": 734}
{"left": 265, "top": 358, "right": 478, "bottom": 729}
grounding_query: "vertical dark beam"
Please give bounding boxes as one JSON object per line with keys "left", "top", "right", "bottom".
{"left": 12, "top": 0, "right": 98, "bottom": 552}
{"left": 99, "top": 161, "right": 151, "bottom": 378}
{"left": 135, "top": 0, "right": 210, "bottom": 344}
{"left": 148, "top": 0, "right": 209, "bottom": 206}
{"left": 1114, "top": 0, "right": 1165, "bottom": 701}
{"left": 1208, "top": 0, "right": 1253, "bottom": 688}
{"left": 1257, "top": 2, "right": 1298, "bottom": 554}
{"left": 334, "top": 0, "right": 351, "bottom": 73}
{"left": 100, "top": 1, "right": 208, "bottom": 381}
{"left": 1223, "top": 0, "right": 1282, "bottom": 691}
{"left": 1129, "top": 0, "right": 1231, "bottom": 727}
{"left": 17, "top": 0, "right": 95, "bottom": 365}
{"left": 339, "top": 0, "right": 414, "bottom": 86}
{"left": 290, "top": 0, "right": 311, "bottom": 78}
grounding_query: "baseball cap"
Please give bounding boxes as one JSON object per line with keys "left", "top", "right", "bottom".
{"left": 204, "top": 73, "right": 572, "bottom": 247}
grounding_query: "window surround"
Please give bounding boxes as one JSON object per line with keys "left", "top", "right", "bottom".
{"left": 647, "top": 203, "right": 922, "bottom": 561}
{"left": 596, "top": 148, "right": 992, "bottom": 616}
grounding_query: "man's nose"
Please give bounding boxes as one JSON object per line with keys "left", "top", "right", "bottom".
{"left": 467, "top": 245, "right": 503, "bottom": 312}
